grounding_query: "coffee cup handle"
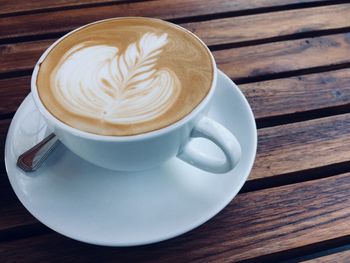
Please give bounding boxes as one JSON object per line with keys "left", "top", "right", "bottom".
{"left": 177, "top": 116, "right": 241, "bottom": 173}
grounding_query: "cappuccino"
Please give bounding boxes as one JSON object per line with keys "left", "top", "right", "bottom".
{"left": 37, "top": 17, "right": 214, "bottom": 136}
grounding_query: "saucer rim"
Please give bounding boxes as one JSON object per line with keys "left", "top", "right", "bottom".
{"left": 5, "top": 71, "right": 257, "bottom": 246}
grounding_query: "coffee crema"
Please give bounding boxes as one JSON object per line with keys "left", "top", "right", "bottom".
{"left": 37, "top": 17, "right": 214, "bottom": 136}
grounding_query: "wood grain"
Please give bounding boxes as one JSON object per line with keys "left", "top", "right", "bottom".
{"left": 214, "top": 32, "right": 350, "bottom": 81}
{"left": 2, "top": 32, "right": 350, "bottom": 82}
{"left": 0, "top": 119, "right": 11, "bottom": 165}
{"left": 0, "top": 0, "right": 130, "bottom": 16}
{"left": 253, "top": 113, "right": 350, "bottom": 179}
{"left": 1, "top": 85, "right": 350, "bottom": 181}
{"left": 2, "top": 68, "right": 350, "bottom": 122}
{"left": 241, "top": 68, "right": 350, "bottom": 120}
{"left": 0, "top": 39, "right": 52, "bottom": 74}
{"left": 0, "top": 0, "right": 349, "bottom": 261}
{"left": 1, "top": 1, "right": 350, "bottom": 260}
{"left": 0, "top": 172, "right": 37, "bottom": 232}
{"left": 0, "top": 119, "right": 39, "bottom": 231}
{"left": 2, "top": 4, "right": 350, "bottom": 75}
{"left": 0, "top": 0, "right": 333, "bottom": 41}
{"left": 0, "top": 76, "right": 31, "bottom": 115}
{"left": 1, "top": 112, "right": 350, "bottom": 234}
{"left": 302, "top": 249, "right": 350, "bottom": 262}
{"left": 183, "top": 3, "right": 350, "bottom": 46}
{"left": 1, "top": 173, "right": 350, "bottom": 262}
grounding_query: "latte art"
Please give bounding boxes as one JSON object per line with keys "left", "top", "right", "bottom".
{"left": 37, "top": 18, "right": 214, "bottom": 135}
{"left": 54, "top": 33, "right": 180, "bottom": 124}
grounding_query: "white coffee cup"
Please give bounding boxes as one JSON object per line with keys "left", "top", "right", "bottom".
{"left": 31, "top": 20, "right": 241, "bottom": 173}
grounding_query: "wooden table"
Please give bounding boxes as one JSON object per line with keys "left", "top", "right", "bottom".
{"left": 1, "top": 0, "right": 350, "bottom": 262}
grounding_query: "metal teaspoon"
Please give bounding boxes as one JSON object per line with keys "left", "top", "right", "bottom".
{"left": 17, "top": 133, "right": 60, "bottom": 172}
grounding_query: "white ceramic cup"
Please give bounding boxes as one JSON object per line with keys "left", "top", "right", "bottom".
{"left": 31, "top": 18, "right": 242, "bottom": 173}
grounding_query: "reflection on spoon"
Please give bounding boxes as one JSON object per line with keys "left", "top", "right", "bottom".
{"left": 17, "top": 133, "right": 60, "bottom": 172}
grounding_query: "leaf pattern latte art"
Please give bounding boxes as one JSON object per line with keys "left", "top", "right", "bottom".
{"left": 53, "top": 33, "right": 180, "bottom": 124}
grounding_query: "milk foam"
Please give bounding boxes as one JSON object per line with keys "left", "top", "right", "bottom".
{"left": 53, "top": 32, "right": 180, "bottom": 124}
{"left": 37, "top": 18, "right": 214, "bottom": 136}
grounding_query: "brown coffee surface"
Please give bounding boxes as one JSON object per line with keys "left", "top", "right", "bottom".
{"left": 36, "top": 17, "right": 214, "bottom": 136}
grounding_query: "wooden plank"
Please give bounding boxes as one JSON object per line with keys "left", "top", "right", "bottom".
{"left": 1, "top": 173, "right": 350, "bottom": 262}
{"left": 0, "top": 119, "right": 11, "bottom": 164}
{"left": 0, "top": 87, "right": 350, "bottom": 180}
{"left": 214, "top": 32, "right": 350, "bottom": 81}
{"left": 0, "top": 39, "right": 52, "bottom": 74}
{"left": 241, "top": 68, "right": 350, "bottom": 120}
{"left": 0, "top": 119, "right": 38, "bottom": 231}
{"left": 2, "top": 68, "right": 350, "bottom": 121}
{"left": 0, "top": 0, "right": 332, "bottom": 41}
{"left": 0, "top": 0, "right": 129, "bottom": 16}
{"left": 1, "top": 112, "right": 350, "bottom": 233}
{"left": 253, "top": 113, "right": 350, "bottom": 179}
{"left": 2, "top": 4, "right": 350, "bottom": 74}
{"left": 0, "top": 173, "right": 37, "bottom": 232}
{"left": 184, "top": 3, "right": 350, "bottom": 46}
{"left": 302, "top": 250, "right": 350, "bottom": 262}
{"left": 0, "top": 76, "right": 31, "bottom": 115}
{"left": 2, "top": 32, "right": 350, "bottom": 82}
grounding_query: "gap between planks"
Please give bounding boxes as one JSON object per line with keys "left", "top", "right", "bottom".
{"left": 0, "top": 0, "right": 347, "bottom": 44}
{"left": 1, "top": 65, "right": 350, "bottom": 128}
{"left": 1, "top": 172, "right": 350, "bottom": 261}
{"left": 0, "top": 0, "right": 342, "bottom": 18}
{"left": 0, "top": 0, "right": 348, "bottom": 260}
{"left": 1, "top": 111, "right": 350, "bottom": 189}
{"left": 240, "top": 237, "right": 350, "bottom": 262}
{"left": 0, "top": 0, "right": 149, "bottom": 18}
{"left": 2, "top": 113, "right": 350, "bottom": 250}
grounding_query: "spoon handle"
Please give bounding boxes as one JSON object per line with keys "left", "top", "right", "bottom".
{"left": 17, "top": 133, "right": 60, "bottom": 172}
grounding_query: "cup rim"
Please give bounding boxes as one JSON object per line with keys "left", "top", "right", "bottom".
{"left": 31, "top": 17, "right": 217, "bottom": 142}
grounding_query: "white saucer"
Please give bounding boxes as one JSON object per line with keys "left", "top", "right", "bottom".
{"left": 5, "top": 71, "right": 257, "bottom": 246}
